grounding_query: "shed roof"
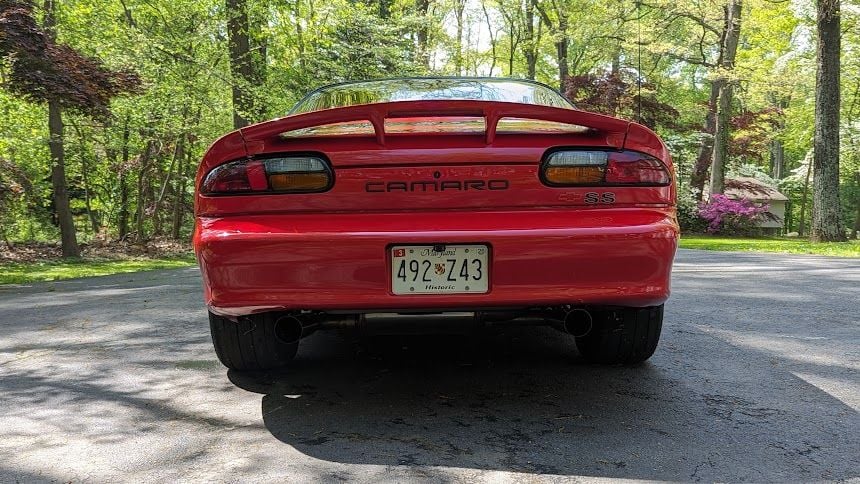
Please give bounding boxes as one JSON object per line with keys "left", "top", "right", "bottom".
{"left": 722, "top": 177, "right": 789, "bottom": 202}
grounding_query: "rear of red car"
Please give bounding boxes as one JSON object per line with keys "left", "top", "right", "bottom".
{"left": 194, "top": 79, "right": 678, "bottom": 370}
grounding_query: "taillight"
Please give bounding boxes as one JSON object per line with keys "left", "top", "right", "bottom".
{"left": 541, "top": 149, "right": 670, "bottom": 186}
{"left": 201, "top": 156, "right": 333, "bottom": 195}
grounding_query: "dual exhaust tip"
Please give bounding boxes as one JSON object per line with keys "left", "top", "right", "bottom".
{"left": 273, "top": 308, "right": 593, "bottom": 345}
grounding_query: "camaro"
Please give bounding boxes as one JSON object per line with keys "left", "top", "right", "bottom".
{"left": 194, "top": 77, "right": 679, "bottom": 370}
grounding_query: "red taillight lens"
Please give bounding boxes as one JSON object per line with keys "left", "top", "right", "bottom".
{"left": 201, "top": 156, "right": 332, "bottom": 195}
{"left": 605, "top": 151, "right": 670, "bottom": 184}
{"left": 541, "top": 150, "right": 669, "bottom": 186}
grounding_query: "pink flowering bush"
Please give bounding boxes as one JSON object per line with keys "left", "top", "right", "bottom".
{"left": 698, "top": 194, "right": 770, "bottom": 235}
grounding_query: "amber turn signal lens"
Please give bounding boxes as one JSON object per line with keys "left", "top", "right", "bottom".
{"left": 541, "top": 150, "right": 669, "bottom": 186}
{"left": 268, "top": 172, "right": 330, "bottom": 191}
{"left": 544, "top": 166, "right": 605, "bottom": 184}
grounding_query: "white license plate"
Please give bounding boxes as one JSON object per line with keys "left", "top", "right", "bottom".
{"left": 390, "top": 244, "right": 489, "bottom": 295}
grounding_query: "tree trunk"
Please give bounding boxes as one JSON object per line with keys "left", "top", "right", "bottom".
{"left": 769, "top": 96, "right": 789, "bottom": 180}
{"left": 709, "top": 81, "right": 733, "bottom": 195}
{"left": 454, "top": 0, "right": 465, "bottom": 75}
{"left": 524, "top": 6, "right": 537, "bottom": 80}
{"left": 556, "top": 13, "right": 569, "bottom": 92}
{"left": 811, "top": 0, "right": 845, "bottom": 242}
{"left": 415, "top": 0, "right": 430, "bottom": 69}
{"left": 42, "top": 0, "right": 79, "bottom": 257}
{"left": 171, "top": 139, "right": 189, "bottom": 240}
{"left": 118, "top": 120, "right": 130, "bottom": 240}
{"left": 708, "top": 0, "right": 742, "bottom": 196}
{"left": 770, "top": 139, "right": 785, "bottom": 179}
{"left": 48, "top": 100, "right": 80, "bottom": 257}
{"left": 853, "top": 177, "right": 860, "bottom": 238}
{"left": 508, "top": 21, "right": 515, "bottom": 76}
{"left": 135, "top": 165, "right": 147, "bottom": 243}
{"left": 70, "top": 121, "right": 99, "bottom": 234}
{"left": 226, "top": 0, "right": 254, "bottom": 128}
{"left": 690, "top": 80, "right": 721, "bottom": 199}
{"left": 81, "top": 152, "right": 99, "bottom": 234}
{"left": 798, "top": 159, "right": 812, "bottom": 237}
{"left": 481, "top": 0, "right": 497, "bottom": 76}
{"left": 134, "top": 141, "right": 155, "bottom": 243}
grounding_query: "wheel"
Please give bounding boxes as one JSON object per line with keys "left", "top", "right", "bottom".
{"left": 574, "top": 305, "right": 663, "bottom": 364}
{"left": 209, "top": 311, "right": 298, "bottom": 371}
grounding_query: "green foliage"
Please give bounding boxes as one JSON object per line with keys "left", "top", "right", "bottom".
{"left": 0, "top": 0, "right": 141, "bottom": 115}
{"left": 300, "top": 7, "right": 420, "bottom": 86}
{"left": 0, "top": 0, "right": 858, "bottom": 249}
{"left": 676, "top": 182, "right": 707, "bottom": 233}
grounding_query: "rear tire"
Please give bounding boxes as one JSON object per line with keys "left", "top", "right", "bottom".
{"left": 209, "top": 312, "right": 298, "bottom": 371}
{"left": 574, "top": 305, "right": 663, "bottom": 364}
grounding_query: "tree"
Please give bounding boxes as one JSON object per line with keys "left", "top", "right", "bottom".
{"left": 0, "top": 0, "right": 140, "bottom": 256}
{"left": 415, "top": 0, "right": 432, "bottom": 69}
{"left": 708, "top": 0, "right": 741, "bottom": 196}
{"left": 811, "top": 0, "right": 845, "bottom": 241}
{"left": 0, "top": 0, "right": 858, "bottom": 249}
{"left": 226, "top": 0, "right": 265, "bottom": 128}
{"left": 532, "top": 0, "right": 570, "bottom": 90}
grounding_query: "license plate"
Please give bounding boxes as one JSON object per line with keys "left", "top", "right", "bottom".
{"left": 390, "top": 244, "right": 489, "bottom": 295}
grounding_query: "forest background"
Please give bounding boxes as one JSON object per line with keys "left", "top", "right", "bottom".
{"left": 1, "top": 0, "right": 858, "bottom": 259}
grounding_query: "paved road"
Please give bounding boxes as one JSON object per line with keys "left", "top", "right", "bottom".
{"left": 0, "top": 250, "right": 858, "bottom": 482}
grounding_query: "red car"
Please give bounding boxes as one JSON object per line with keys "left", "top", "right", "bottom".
{"left": 194, "top": 77, "right": 678, "bottom": 370}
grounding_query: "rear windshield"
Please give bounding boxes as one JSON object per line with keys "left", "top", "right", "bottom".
{"left": 291, "top": 78, "right": 573, "bottom": 114}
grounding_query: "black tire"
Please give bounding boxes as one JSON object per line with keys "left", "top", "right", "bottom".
{"left": 209, "top": 312, "right": 298, "bottom": 371}
{"left": 574, "top": 305, "right": 663, "bottom": 365}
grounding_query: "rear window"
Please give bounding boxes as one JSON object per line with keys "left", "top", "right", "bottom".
{"left": 291, "top": 78, "right": 573, "bottom": 114}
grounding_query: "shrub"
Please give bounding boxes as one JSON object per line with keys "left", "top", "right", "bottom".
{"left": 677, "top": 185, "right": 708, "bottom": 233}
{"left": 698, "top": 194, "right": 771, "bottom": 235}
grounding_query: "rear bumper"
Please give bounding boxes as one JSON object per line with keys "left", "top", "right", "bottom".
{"left": 194, "top": 208, "right": 678, "bottom": 317}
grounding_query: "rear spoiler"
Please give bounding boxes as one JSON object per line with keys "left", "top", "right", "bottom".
{"left": 198, "top": 100, "right": 670, "bottom": 176}
{"left": 237, "top": 100, "right": 665, "bottom": 157}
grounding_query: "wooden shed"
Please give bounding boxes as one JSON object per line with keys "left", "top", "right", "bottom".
{"left": 723, "top": 177, "right": 789, "bottom": 231}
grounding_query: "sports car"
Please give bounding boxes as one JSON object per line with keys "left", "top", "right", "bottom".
{"left": 194, "top": 77, "right": 678, "bottom": 370}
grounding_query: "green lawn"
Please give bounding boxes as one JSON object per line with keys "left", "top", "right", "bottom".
{"left": 679, "top": 235, "right": 860, "bottom": 257}
{"left": 2, "top": 236, "right": 856, "bottom": 285}
{"left": 0, "top": 255, "right": 197, "bottom": 284}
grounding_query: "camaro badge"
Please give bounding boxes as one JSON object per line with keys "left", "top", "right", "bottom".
{"left": 366, "top": 180, "right": 510, "bottom": 192}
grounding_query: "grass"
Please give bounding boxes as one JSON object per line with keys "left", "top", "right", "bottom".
{"left": 2, "top": 235, "right": 856, "bottom": 284}
{"left": 0, "top": 255, "right": 197, "bottom": 284}
{"left": 679, "top": 235, "right": 860, "bottom": 257}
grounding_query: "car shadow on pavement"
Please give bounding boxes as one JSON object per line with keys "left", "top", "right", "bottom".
{"left": 226, "top": 325, "right": 858, "bottom": 481}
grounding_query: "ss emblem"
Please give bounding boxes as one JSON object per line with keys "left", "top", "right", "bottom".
{"left": 584, "top": 192, "right": 616, "bottom": 204}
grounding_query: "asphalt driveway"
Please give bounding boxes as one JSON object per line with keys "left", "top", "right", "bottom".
{"left": 1, "top": 250, "right": 858, "bottom": 482}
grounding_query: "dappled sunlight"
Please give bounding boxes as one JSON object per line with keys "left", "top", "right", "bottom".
{"left": 692, "top": 325, "right": 859, "bottom": 372}
{"left": 793, "top": 372, "right": 860, "bottom": 412}
{"left": 0, "top": 285, "right": 175, "bottom": 311}
{"left": 1, "top": 251, "right": 858, "bottom": 480}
